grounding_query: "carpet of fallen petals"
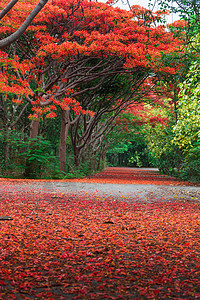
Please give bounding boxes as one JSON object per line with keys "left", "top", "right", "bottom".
{"left": 80, "top": 167, "right": 198, "bottom": 186}
{"left": 0, "top": 167, "right": 197, "bottom": 186}
{"left": 0, "top": 168, "right": 200, "bottom": 299}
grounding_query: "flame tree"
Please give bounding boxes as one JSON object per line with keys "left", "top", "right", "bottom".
{"left": 0, "top": 0, "right": 185, "bottom": 176}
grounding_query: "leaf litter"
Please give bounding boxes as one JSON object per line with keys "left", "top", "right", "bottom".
{"left": 0, "top": 168, "right": 200, "bottom": 299}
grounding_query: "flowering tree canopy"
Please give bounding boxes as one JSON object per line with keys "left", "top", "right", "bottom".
{"left": 0, "top": 0, "right": 184, "bottom": 117}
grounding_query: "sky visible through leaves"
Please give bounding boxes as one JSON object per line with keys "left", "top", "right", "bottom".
{"left": 100, "top": 0, "right": 179, "bottom": 23}
{"left": 0, "top": 168, "right": 200, "bottom": 299}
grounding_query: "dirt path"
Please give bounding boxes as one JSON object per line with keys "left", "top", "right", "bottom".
{"left": 1, "top": 167, "right": 200, "bottom": 202}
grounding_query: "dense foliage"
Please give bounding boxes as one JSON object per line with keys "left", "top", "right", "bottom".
{"left": 172, "top": 38, "right": 200, "bottom": 181}
{"left": 144, "top": 0, "right": 200, "bottom": 182}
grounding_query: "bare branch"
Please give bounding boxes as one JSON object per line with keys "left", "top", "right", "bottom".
{"left": 10, "top": 102, "right": 29, "bottom": 127}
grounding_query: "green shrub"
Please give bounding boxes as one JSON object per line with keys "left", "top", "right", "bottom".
{"left": 0, "top": 132, "right": 59, "bottom": 179}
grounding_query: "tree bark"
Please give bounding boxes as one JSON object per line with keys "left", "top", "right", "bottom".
{"left": 97, "top": 144, "right": 108, "bottom": 170}
{"left": 59, "top": 109, "right": 70, "bottom": 173}
{"left": 30, "top": 119, "right": 40, "bottom": 139}
{"left": 90, "top": 150, "right": 97, "bottom": 171}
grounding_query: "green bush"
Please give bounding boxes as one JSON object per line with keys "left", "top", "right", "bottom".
{"left": 0, "top": 132, "right": 59, "bottom": 179}
{"left": 20, "top": 137, "right": 58, "bottom": 179}
{"left": 128, "top": 151, "right": 143, "bottom": 168}
{"left": 179, "top": 139, "right": 200, "bottom": 182}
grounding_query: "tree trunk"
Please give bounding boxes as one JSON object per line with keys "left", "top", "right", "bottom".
{"left": 59, "top": 110, "right": 70, "bottom": 173}
{"left": 97, "top": 144, "right": 108, "bottom": 170}
{"left": 90, "top": 149, "right": 97, "bottom": 172}
{"left": 24, "top": 119, "right": 40, "bottom": 178}
{"left": 30, "top": 119, "right": 40, "bottom": 139}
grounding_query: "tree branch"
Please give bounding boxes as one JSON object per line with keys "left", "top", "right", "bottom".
{"left": 0, "top": 0, "right": 49, "bottom": 49}
{"left": 0, "top": 0, "right": 19, "bottom": 20}
{"left": 10, "top": 102, "right": 29, "bottom": 127}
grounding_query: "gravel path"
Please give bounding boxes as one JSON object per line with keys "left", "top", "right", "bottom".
{"left": 51, "top": 181, "right": 200, "bottom": 202}
{"left": 1, "top": 168, "right": 200, "bottom": 202}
